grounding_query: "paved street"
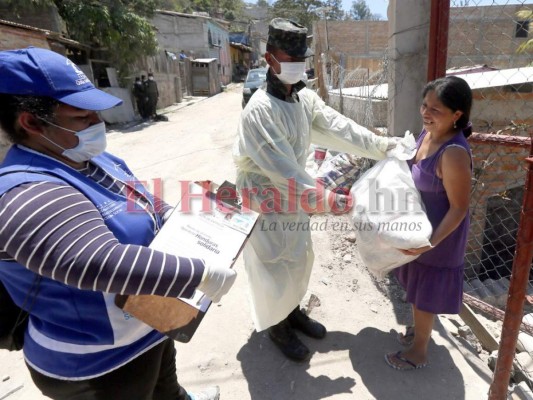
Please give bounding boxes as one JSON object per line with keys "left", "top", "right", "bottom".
{"left": 0, "top": 85, "right": 493, "bottom": 400}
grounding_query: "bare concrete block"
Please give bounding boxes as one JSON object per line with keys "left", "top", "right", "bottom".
{"left": 458, "top": 325, "right": 472, "bottom": 339}
{"left": 510, "top": 381, "right": 533, "bottom": 400}
{"left": 517, "top": 332, "right": 533, "bottom": 355}
{"left": 488, "top": 350, "right": 499, "bottom": 371}
{"left": 524, "top": 313, "right": 533, "bottom": 327}
{"left": 514, "top": 352, "right": 533, "bottom": 386}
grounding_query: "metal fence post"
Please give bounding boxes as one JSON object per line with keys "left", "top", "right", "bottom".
{"left": 427, "top": 0, "right": 450, "bottom": 81}
{"left": 489, "top": 140, "right": 533, "bottom": 399}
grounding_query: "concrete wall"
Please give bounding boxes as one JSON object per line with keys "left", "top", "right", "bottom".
{"left": 134, "top": 50, "right": 182, "bottom": 109}
{"left": 207, "top": 20, "right": 231, "bottom": 85}
{"left": 153, "top": 13, "right": 206, "bottom": 57}
{"left": 327, "top": 93, "right": 388, "bottom": 128}
{"left": 388, "top": 0, "right": 429, "bottom": 137}
{"left": 152, "top": 12, "right": 231, "bottom": 86}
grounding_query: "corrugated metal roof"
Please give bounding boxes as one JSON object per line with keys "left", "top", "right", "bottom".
{"left": 330, "top": 66, "right": 533, "bottom": 99}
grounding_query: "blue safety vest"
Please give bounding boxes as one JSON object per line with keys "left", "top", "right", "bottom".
{"left": 0, "top": 145, "right": 165, "bottom": 380}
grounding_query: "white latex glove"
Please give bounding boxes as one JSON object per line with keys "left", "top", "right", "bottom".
{"left": 196, "top": 263, "right": 237, "bottom": 303}
{"left": 386, "top": 131, "right": 417, "bottom": 160}
{"left": 386, "top": 136, "right": 402, "bottom": 151}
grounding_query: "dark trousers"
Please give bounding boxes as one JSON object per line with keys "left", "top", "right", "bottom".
{"left": 28, "top": 338, "right": 190, "bottom": 400}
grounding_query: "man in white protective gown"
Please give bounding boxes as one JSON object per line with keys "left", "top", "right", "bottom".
{"left": 233, "top": 18, "right": 400, "bottom": 362}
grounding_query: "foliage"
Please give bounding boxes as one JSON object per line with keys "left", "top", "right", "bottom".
{"left": 323, "top": 0, "right": 345, "bottom": 20}
{"left": 155, "top": 0, "right": 244, "bottom": 17}
{"left": 0, "top": 0, "right": 159, "bottom": 77}
{"left": 269, "top": 0, "right": 348, "bottom": 29}
{"left": 53, "top": 1, "right": 159, "bottom": 77}
{"left": 269, "top": 0, "right": 323, "bottom": 30}
{"left": 516, "top": 10, "right": 532, "bottom": 54}
{"left": 347, "top": 0, "right": 380, "bottom": 21}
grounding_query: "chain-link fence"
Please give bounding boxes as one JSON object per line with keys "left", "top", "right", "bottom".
{"left": 465, "top": 134, "right": 529, "bottom": 307}
{"left": 315, "top": 1, "right": 533, "bottom": 396}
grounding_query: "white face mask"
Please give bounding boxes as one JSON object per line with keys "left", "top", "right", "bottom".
{"left": 270, "top": 54, "right": 306, "bottom": 85}
{"left": 40, "top": 120, "right": 107, "bottom": 163}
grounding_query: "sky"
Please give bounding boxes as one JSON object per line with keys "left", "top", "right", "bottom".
{"left": 341, "top": 0, "right": 530, "bottom": 20}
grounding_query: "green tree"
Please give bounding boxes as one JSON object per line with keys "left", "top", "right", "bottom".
{"left": 348, "top": 0, "right": 380, "bottom": 21}
{"left": 157, "top": 0, "right": 193, "bottom": 12}
{"left": 0, "top": 0, "right": 159, "bottom": 77}
{"left": 323, "top": 0, "right": 344, "bottom": 20}
{"left": 516, "top": 10, "right": 533, "bottom": 54}
{"left": 54, "top": 1, "right": 158, "bottom": 77}
{"left": 270, "top": 0, "right": 323, "bottom": 30}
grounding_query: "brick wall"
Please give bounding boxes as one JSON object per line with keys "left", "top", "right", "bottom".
{"left": 314, "top": 4, "right": 532, "bottom": 75}
{"left": 466, "top": 133, "right": 530, "bottom": 277}
{"left": 313, "top": 20, "right": 388, "bottom": 75}
{"left": 448, "top": 5, "right": 533, "bottom": 69}
{"left": 472, "top": 90, "right": 533, "bottom": 133}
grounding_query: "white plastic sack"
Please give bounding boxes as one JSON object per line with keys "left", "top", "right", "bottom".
{"left": 349, "top": 133, "right": 432, "bottom": 279}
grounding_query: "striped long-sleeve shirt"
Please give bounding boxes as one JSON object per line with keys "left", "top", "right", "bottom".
{"left": 0, "top": 162, "right": 203, "bottom": 299}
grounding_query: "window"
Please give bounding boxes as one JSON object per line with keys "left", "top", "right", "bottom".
{"left": 516, "top": 20, "right": 529, "bottom": 38}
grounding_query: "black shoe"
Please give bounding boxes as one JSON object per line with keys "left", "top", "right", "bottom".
{"left": 288, "top": 307, "right": 327, "bottom": 339}
{"left": 268, "top": 320, "right": 310, "bottom": 362}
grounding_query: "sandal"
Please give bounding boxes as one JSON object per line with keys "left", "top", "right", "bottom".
{"left": 397, "top": 326, "right": 415, "bottom": 346}
{"left": 385, "top": 351, "right": 428, "bottom": 371}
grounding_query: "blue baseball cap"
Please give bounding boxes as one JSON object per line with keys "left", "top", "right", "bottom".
{"left": 0, "top": 47, "right": 123, "bottom": 111}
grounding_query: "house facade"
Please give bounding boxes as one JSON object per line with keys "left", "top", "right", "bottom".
{"left": 152, "top": 11, "right": 232, "bottom": 86}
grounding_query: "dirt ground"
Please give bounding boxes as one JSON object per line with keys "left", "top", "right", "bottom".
{"left": 0, "top": 85, "right": 493, "bottom": 399}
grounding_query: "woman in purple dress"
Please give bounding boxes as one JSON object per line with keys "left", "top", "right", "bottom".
{"left": 385, "top": 76, "right": 473, "bottom": 370}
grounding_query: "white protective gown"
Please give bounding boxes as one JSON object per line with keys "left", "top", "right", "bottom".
{"left": 233, "top": 86, "right": 389, "bottom": 331}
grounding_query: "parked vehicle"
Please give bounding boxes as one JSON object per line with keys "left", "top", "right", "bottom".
{"left": 242, "top": 68, "right": 268, "bottom": 108}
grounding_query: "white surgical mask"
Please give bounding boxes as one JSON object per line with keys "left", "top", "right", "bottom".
{"left": 270, "top": 54, "right": 306, "bottom": 85}
{"left": 40, "top": 119, "right": 107, "bottom": 163}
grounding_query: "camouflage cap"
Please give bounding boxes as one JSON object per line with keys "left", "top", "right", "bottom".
{"left": 267, "top": 18, "right": 313, "bottom": 58}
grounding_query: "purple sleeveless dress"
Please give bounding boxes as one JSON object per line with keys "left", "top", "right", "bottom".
{"left": 394, "top": 129, "right": 471, "bottom": 314}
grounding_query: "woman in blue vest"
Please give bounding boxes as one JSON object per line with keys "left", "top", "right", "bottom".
{"left": 0, "top": 47, "right": 231, "bottom": 400}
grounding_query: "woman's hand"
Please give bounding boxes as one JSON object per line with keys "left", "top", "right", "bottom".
{"left": 399, "top": 245, "right": 433, "bottom": 256}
